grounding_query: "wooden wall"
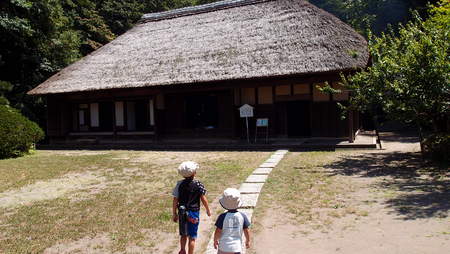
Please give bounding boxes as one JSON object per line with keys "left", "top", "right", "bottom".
{"left": 311, "top": 102, "right": 349, "bottom": 137}
{"left": 45, "top": 70, "right": 358, "bottom": 141}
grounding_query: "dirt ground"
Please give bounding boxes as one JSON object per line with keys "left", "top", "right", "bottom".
{"left": 250, "top": 132, "right": 449, "bottom": 254}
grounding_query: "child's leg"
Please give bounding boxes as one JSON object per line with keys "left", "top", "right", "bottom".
{"left": 188, "top": 237, "right": 195, "bottom": 254}
{"left": 186, "top": 210, "right": 199, "bottom": 254}
{"left": 180, "top": 235, "right": 187, "bottom": 253}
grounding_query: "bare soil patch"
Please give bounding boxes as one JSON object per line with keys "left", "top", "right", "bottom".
{"left": 251, "top": 132, "right": 449, "bottom": 254}
{"left": 0, "top": 171, "right": 106, "bottom": 208}
{"left": 44, "top": 233, "right": 112, "bottom": 254}
{"left": 47, "top": 151, "right": 109, "bottom": 156}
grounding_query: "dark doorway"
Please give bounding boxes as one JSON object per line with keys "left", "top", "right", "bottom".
{"left": 99, "top": 102, "right": 114, "bottom": 131}
{"left": 126, "top": 100, "right": 150, "bottom": 131}
{"left": 185, "top": 95, "right": 218, "bottom": 129}
{"left": 287, "top": 101, "right": 311, "bottom": 137}
{"left": 135, "top": 100, "right": 149, "bottom": 131}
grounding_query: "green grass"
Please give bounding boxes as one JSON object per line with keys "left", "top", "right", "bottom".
{"left": 253, "top": 151, "right": 358, "bottom": 232}
{"left": 0, "top": 150, "right": 270, "bottom": 253}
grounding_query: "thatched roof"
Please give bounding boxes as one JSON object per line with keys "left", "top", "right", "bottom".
{"left": 28, "top": 0, "right": 369, "bottom": 95}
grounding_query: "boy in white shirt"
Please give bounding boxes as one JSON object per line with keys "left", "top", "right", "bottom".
{"left": 213, "top": 188, "right": 251, "bottom": 254}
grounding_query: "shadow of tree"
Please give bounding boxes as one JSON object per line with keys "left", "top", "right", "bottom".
{"left": 324, "top": 151, "right": 449, "bottom": 220}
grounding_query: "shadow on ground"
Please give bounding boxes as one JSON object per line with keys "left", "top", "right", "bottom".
{"left": 325, "top": 151, "right": 449, "bottom": 220}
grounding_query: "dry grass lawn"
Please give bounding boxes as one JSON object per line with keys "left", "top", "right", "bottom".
{"left": 0, "top": 150, "right": 270, "bottom": 253}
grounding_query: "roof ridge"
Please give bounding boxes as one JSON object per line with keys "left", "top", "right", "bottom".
{"left": 140, "top": 0, "right": 273, "bottom": 23}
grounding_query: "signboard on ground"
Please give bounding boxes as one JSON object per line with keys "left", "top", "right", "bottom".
{"left": 239, "top": 104, "right": 254, "bottom": 143}
{"left": 255, "top": 118, "right": 269, "bottom": 143}
{"left": 239, "top": 104, "right": 254, "bottom": 118}
{"left": 256, "top": 118, "right": 269, "bottom": 127}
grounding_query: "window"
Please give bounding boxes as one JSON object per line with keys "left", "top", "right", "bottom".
{"left": 241, "top": 88, "right": 255, "bottom": 105}
{"left": 78, "top": 104, "right": 89, "bottom": 131}
{"left": 258, "top": 86, "right": 273, "bottom": 104}
{"left": 275, "top": 85, "right": 291, "bottom": 96}
{"left": 293, "top": 84, "right": 310, "bottom": 95}
{"left": 115, "top": 101, "right": 124, "bottom": 127}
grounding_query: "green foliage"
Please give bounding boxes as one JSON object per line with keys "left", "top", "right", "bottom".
{"left": 0, "top": 81, "right": 12, "bottom": 105}
{"left": 429, "top": 0, "right": 450, "bottom": 28}
{"left": 310, "top": 0, "right": 437, "bottom": 37}
{"left": 62, "top": 0, "right": 114, "bottom": 54}
{"left": 423, "top": 133, "right": 450, "bottom": 163}
{"left": 341, "top": 1, "right": 450, "bottom": 151}
{"left": 0, "top": 0, "right": 82, "bottom": 122}
{"left": 97, "top": 0, "right": 144, "bottom": 35}
{"left": 316, "top": 82, "right": 340, "bottom": 95}
{"left": 0, "top": 104, "right": 44, "bottom": 159}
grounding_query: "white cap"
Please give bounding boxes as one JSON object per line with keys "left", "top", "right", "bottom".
{"left": 219, "top": 188, "right": 242, "bottom": 210}
{"left": 178, "top": 161, "right": 199, "bottom": 178}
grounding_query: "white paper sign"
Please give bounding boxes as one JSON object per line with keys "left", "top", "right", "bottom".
{"left": 239, "top": 104, "right": 254, "bottom": 118}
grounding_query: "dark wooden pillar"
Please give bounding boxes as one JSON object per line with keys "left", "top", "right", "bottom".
{"left": 112, "top": 99, "right": 117, "bottom": 141}
{"left": 348, "top": 110, "right": 355, "bottom": 143}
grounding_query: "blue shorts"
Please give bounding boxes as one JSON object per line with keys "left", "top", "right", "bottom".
{"left": 179, "top": 210, "right": 200, "bottom": 239}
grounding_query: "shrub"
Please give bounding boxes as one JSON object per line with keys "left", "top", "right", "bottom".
{"left": 423, "top": 133, "right": 450, "bottom": 163}
{"left": 0, "top": 105, "right": 44, "bottom": 159}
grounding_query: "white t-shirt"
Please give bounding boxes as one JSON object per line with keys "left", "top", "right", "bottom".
{"left": 215, "top": 210, "right": 250, "bottom": 253}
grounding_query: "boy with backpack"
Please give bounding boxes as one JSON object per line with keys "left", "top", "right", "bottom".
{"left": 214, "top": 188, "right": 251, "bottom": 254}
{"left": 172, "top": 161, "right": 211, "bottom": 254}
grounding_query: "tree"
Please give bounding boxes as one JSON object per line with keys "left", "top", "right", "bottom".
{"left": 310, "top": 0, "right": 439, "bottom": 37}
{"left": 340, "top": 0, "right": 449, "bottom": 151}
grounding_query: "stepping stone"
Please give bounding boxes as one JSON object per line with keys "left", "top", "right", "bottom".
{"left": 239, "top": 208, "right": 254, "bottom": 222}
{"left": 206, "top": 150, "right": 289, "bottom": 254}
{"left": 245, "top": 174, "right": 268, "bottom": 183}
{"left": 270, "top": 154, "right": 284, "bottom": 159}
{"left": 274, "top": 150, "right": 288, "bottom": 155}
{"left": 253, "top": 167, "right": 272, "bottom": 175}
{"left": 260, "top": 162, "right": 277, "bottom": 168}
{"left": 265, "top": 158, "right": 281, "bottom": 163}
{"left": 240, "top": 194, "right": 259, "bottom": 208}
{"left": 239, "top": 183, "right": 264, "bottom": 193}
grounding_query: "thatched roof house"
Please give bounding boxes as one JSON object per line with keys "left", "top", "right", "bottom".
{"left": 29, "top": 0, "right": 369, "bottom": 144}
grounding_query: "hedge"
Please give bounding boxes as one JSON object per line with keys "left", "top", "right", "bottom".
{"left": 0, "top": 105, "right": 44, "bottom": 159}
{"left": 423, "top": 133, "right": 450, "bottom": 163}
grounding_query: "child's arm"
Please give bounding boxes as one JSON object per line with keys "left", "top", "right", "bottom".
{"left": 213, "top": 227, "right": 222, "bottom": 249}
{"left": 200, "top": 195, "right": 211, "bottom": 217}
{"left": 172, "top": 197, "right": 178, "bottom": 222}
{"left": 244, "top": 228, "right": 251, "bottom": 248}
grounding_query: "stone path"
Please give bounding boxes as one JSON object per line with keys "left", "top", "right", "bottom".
{"left": 204, "top": 150, "right": 289, "bottom": 254}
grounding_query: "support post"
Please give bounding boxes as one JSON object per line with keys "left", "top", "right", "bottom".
{"left": 112, "top": 99, "right": 117, "bottom": 142}
{"left": 246, "top": 117, "right": 250, "bottom": 143}
{"left": 348, "top": 110, "right": 354, "bottom": 143}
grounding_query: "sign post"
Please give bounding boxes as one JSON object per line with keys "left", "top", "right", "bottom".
{"left": 255, "top": 118, "right": 269, "bottom": 143}
{"left": 239, "top": 104, "right": 254, "bottom": 143}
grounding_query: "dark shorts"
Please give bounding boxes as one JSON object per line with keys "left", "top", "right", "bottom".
{"left": 217, "top": 251, "right": 241, "bottom": 254}
{"left": 179, "top": 210, "right": 200, "bottom": 239}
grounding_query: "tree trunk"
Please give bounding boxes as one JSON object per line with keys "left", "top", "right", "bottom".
{"left": 416, "top": 120, "right": 425, "bottom": 155}
{"left": 373, "top": 115, "right": 382, "bottom": 149}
